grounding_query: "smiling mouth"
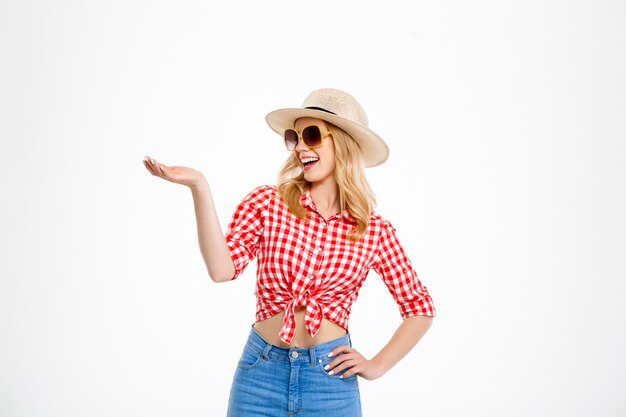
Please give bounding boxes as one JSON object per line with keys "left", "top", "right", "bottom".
{"left": 301, "top": 156, "right": 320, "bottom": 168}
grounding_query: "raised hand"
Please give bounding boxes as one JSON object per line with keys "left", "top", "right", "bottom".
{"left": 142, "top": 155, "right": 206, "bottom": 189}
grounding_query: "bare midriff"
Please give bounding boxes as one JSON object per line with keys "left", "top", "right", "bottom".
{"left": 253, "top": 306, "right": 348, "bottom": 348}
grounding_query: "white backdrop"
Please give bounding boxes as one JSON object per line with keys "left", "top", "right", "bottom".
{"left": 1, "top": 1, "right": 625, "bottom": 416}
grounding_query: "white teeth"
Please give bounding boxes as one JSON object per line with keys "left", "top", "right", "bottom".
{"left": 301, "top": 157, "right": 319, "bottom": 164}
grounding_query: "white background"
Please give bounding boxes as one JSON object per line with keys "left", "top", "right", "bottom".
{"left": 1, "top": 1, "right": 625, "bottom": 416}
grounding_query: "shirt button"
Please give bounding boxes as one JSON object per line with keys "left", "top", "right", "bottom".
{"left": 291, "top": 351, "right": 299, "bottom": 359}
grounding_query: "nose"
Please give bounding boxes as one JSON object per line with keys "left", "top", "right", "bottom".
{"left": 294, "top": 136, "right": 310, "bottom": 153}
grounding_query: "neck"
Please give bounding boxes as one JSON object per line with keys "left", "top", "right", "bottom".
{"left": 309, "top": 179, "right": 340, "bottom": 215}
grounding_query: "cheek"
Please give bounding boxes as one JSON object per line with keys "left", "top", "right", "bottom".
{"left": 323, "top": 146, "right": 336, "bottom": 166}
{"left": 328, "top": 152, "right": 337, "bottom": 170}
{"left": 320, "top": 151, "right": 335, "bottom": 170}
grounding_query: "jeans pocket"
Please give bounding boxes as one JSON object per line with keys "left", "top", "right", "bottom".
{"left": 236, "top": 344, "right": 266, "bottom": 370}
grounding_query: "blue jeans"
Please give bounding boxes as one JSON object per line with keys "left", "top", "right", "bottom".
{"left": 226, "top": 324, "right": 362, "bottom": 417}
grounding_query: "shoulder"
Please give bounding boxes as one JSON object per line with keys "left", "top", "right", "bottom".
{"left": 237, "top": 184, "right": 277, "bottom": 207}
{"left": 367, "top": 211, "right": 400, "bottom": 242}
{"left": 246, "top": 184, "right": 277, "bottom": 197}
{"left": 369, "top": 211, "right": 395, "bottom": 230}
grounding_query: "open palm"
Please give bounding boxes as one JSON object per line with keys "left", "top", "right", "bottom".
{"left": 142, "top": 155, "right": 204, "bottom": 188}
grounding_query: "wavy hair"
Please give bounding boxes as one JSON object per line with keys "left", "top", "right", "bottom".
{"left": 276, "top": 120, "right": 376, "bottom": 241}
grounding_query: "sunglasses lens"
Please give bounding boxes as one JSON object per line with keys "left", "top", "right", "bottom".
{"left": 284, "top": 129, "right": 298, "bottom": 150}
{"left": 302, "top": 126, "right": 322, "bottom": 148}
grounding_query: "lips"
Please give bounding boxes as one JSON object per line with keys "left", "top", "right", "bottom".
{"left": 303, "top": 160, "right": 319, "bottom": 171}
{"left": 300, "top": 156, "right": 320, "bottom": 171}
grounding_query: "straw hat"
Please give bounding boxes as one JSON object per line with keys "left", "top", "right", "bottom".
{"left": 265, "top": 88, "right": 389, "bottom": 167}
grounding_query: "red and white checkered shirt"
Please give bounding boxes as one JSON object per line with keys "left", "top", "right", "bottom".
{"left": 225, "top": 185, "right": 436, "bottom": 344}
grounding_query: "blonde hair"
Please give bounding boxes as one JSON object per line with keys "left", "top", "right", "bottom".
{"left": 276, "top": 120, "right": 376, "bottom": 241}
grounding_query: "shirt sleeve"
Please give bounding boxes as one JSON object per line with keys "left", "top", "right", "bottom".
{"left": 371, "top": 219, "right": 436, "bottom": 318}
{"left": 225, "top": 185, "right": 271, "bottom": 280}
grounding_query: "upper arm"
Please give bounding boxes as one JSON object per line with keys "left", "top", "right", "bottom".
{"left": 224, "top": 185, "right": 272, "bottom": 280}
{"left": 371, "top": 220, "right": 436, "bottom": 318}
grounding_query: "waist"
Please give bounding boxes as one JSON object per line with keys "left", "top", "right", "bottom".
{"left": 246, "top": 324, "right": 352, "bottom": 362}
{"left": 254, "top": 307, "right": 348, "bottom": 348}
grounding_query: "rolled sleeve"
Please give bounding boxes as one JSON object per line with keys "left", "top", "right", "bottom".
{"left": 372, "top": 220, "right": 436, "bottom": 318}
{"left": 225, "top": 185, "right": 271, "bottom": 280}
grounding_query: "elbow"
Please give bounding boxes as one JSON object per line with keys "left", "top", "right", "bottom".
{"left": 209, "top": 273, "right": 232, "bottom": 283}
{"left": 208, "top": 264, "right": 236, "bottom": 283}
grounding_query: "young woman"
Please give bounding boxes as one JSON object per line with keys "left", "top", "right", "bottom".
{"left": 142, "top": 88, "right": 436, "bottom": 417}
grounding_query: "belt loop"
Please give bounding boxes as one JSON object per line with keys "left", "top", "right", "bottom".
{"left": 309, "top": 346, "right": 316, "bottom": 366}
{"left": 261, "top": 341, "right": 272, "bottom": 360}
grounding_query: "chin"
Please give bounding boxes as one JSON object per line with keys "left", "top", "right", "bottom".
{"left": 302, "top": 166, "right": 332, "bottom": 184}
{"left": 303, "top": 173, "right": 318, "bottom": 182}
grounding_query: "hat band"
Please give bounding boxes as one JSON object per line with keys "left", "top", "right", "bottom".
{"left": 304, "top": 106, "right": 337, "bottom": 115}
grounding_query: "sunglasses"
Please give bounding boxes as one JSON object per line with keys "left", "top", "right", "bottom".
{"left": 284, "top": 125, "right": 332, "bottom": 151}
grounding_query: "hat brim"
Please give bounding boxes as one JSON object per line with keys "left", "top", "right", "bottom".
{"left": 265, "top": 108, "right": 389, "bottom": 167}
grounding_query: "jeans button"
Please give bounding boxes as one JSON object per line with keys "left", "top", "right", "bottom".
{"left": 291, "top": 351, "right": 299, "bottom": 359}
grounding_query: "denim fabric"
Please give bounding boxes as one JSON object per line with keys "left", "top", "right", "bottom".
{"left": 226, "top": 325, "right": 362, "bottom": 417}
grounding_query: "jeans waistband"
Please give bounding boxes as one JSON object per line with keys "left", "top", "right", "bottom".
{"left": 245, "top": 323, "right": 352, "bottom": 365}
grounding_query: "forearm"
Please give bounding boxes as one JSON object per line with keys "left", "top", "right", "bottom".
{"left": 371, "top": 315, "right": 433, "bottom": 375}
{"left": 189, "top": 180, "right": 236, "bottom": 282}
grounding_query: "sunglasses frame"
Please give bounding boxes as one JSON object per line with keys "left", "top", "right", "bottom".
{"left": 283, "top": 125, "right": 333, "bottom": 151}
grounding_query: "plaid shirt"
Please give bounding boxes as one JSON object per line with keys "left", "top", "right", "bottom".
{"left": 225, "top": 185, "right": 436, "bottom": 344}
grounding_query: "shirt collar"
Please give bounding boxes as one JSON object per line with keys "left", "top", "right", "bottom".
{"left": 300, "top": 190, "right": 357, "bottom": 223}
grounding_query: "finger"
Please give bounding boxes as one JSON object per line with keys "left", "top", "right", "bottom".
{"left": 143, "top": 158, "right": 157, "bottom": 175}
{"left": 145, "top": 156, "right": 160, "bottom": 170}
{"left": 327, "top": 345, "right": 351, "bottom": 358}
{"left": 339, "top": 356, "right": 367, "bottom": 378}
{"left": 144, "top": 156, "right": 167, "bottom": 176}
{"left": 145, "top": 160, "right": 162, "bottom": 176}
{"left": 325, "top": 354, "right": 349, "bottom": 370}
{"left": 341, "top": 364, "right": 363, "bottom": 379}
{"left": 150, "top": 157, "right": 168, "bottom": 174}
{"left": 329, "top": 358, "right": 360, "bottom": 375}
{"left": 326, "top": 352, "right": 361, "bottom": 371}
